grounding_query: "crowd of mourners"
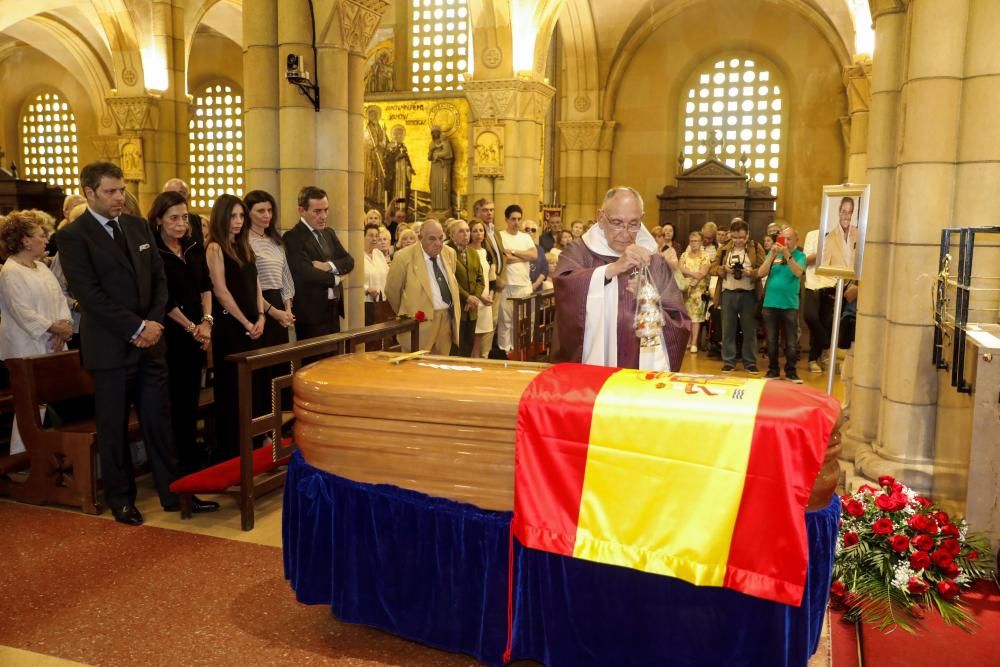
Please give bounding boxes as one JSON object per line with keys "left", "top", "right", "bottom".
{"left": 0, "top": 171, "right": 850, "bottom": 491}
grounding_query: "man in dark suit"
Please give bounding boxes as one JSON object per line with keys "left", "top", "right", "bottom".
{"left": 284, "top": 186, "right": 355, "bottom": 340}
{"left": 59, "top": 161, "right": 218, "bottom": 526}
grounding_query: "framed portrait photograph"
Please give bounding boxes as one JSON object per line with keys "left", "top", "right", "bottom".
{"left": 816, "top": 183, "right": 870, "bottom": 280}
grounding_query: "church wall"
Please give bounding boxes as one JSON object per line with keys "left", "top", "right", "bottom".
{"left": 188, "top": 30, "right": 243, "bottom": 94}
{"left": 608, "top": 0, "right": 845, "bottom": 232}
{"left": 0, "top": 46, "right": 102, "bottom": 188}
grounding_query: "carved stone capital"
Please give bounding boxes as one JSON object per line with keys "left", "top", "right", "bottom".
{"left": 340, "top": 0, "right": 389, "bottom": 54}
{"left": 464, "top": 77, "right": 555, "bottom": 123}
{"left": 106, "top": 96, "right": 158, "bottom": 132}
{"left": 844, "top": 59, "right": 873, "bottom": 114}
{"left": 869, "top": 0, "right": 909, "bottom": 21}
{"left": 92, "top": 136, "right": 121, "bottom": 162}
{"left": 557, "top": 120, "right": 616, "bottom": 152}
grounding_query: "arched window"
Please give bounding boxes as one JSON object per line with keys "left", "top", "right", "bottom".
{"left": 20, "top": 91, "right": 80, "bottom": 194}
{"left": 680, "top": 55, "right": 784, "bottom": 197}
{"left": 410, "top": 0, "right": 469, "bottom": 92}
{"left": 188, "top": 82, "right": 244, "bottom": 211}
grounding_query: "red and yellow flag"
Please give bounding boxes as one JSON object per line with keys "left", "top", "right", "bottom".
{"left": 511, "top": 364, "right": 839, "bottom": 606}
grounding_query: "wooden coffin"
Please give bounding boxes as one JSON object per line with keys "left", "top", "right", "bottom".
{"left": 293, "top": 352, "right": 842, "bottom": 512}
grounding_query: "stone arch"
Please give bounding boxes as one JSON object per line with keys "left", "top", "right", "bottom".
{"left": 552, "top": 0, "right": 600, "bottom": 120}
{"left": 7, "top": 15, "right": 114, "bottom": 125}
{"left": 601, "top": 0, "right": 851, "bottom": 120}
{"left": 89, "top": 0, "right": 147, "bottom": 93}
{"left": 184, "top": 0, "right": 242, "bottom": 77}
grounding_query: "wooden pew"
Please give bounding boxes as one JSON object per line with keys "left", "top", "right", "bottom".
{"left": 0, "top": 351, "right": 213, "bottom": 514}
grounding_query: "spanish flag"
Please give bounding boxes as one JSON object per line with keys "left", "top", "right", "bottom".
{"left": 511, "top": 364, "right": 839, "bottom": 606}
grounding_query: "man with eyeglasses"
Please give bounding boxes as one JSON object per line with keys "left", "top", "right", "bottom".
{"left": 522, "top": 219, "right": 550, "bottom": 292}
{"left": 553, "top": 186, "right": 690, "bottom": 370}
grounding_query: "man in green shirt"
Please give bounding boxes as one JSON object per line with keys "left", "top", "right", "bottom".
{"left": 757, "top": 226, "right": 806, "bottom": 383}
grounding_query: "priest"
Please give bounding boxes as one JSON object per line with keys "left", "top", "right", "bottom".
{"left": 553, "top": 186, "right": 690, "bottom": 370}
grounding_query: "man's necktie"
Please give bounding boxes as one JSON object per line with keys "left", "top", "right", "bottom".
{"left": 431, "top": 255, "right": 453, "bottom": 307}
{"left": 314, "top": 229, "right": 330, "bottom": 258}
{"left": 109, "top": 219, "right": 131, "bottom": 261}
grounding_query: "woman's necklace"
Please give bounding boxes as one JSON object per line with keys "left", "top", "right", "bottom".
{"left": 12, "top": 256, "right": 37, "bottom": 270}
{"left": 250, "top": 227, "right": 267, "bottom": 239}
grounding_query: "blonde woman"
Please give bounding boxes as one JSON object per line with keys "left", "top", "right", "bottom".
{"left": 678, "top": 231, "right": 711, "bottom": 353}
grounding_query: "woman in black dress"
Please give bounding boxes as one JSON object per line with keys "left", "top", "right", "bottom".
{"left": 148, "top": 191, "right": 212, "bottom": 474}
{"left": 205, "top": 194, "right": 264, "bottom": 461}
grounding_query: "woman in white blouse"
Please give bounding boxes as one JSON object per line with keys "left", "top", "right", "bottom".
{"left": 363, "top": 222, "right": 391, "bottom": 324}
{"left": 0, "top": 210, "right": 73, "bottom": 454}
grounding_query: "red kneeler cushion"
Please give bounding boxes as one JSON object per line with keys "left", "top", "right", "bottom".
{"left": 170, "top": 442, "right": 292, "bottom": 494}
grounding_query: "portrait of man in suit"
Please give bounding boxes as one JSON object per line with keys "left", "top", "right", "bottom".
{"left": 384, "top": 219, "right": 460, "bottom": 356}
{"left": 283, "top": 186, "right": 355, "bottom": 341}
{"left": 58, "top": 161, "right": 218, "bottom": 525}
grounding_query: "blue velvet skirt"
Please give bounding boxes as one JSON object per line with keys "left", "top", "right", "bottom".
{"left": 284, "top": 450, "right": 838, "bottom": 667}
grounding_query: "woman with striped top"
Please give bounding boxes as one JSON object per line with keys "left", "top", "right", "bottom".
{"left": 244, "top": 190, "right": 295, "bottom": 348}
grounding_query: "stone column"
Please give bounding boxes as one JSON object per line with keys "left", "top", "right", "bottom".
{"left": 106, "top": 95, "right": 159, "bottom": 208}
{"left": 277, "top": 0, "right": 317, "bottom": 217}
{"left": 855, "top": 0, "right": 970, "bottom": 494}
{"left": 242, "top": 0, "right": 280, "bottom": 200}
{"left": 557, "top": 120, "right": 615, "bottom": 221}
{"left": 465, "top": 77, "right": 555, "bottom": 214}
{"left": 932, "top": 0, "right": 1000, "bottom": 503}
{"left": 841, "top": 0, "right": 908, "bottom": 468}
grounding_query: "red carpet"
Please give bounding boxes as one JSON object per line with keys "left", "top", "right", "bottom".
{"left": 830, "top": 580, "right": 1000, "bottom": 666}
{"left": 0, "top": 501, "right": 538, "bottom": 666}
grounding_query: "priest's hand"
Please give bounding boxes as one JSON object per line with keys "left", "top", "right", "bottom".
{"left": 606, "top": 244, "right": 653, "bottom": 279}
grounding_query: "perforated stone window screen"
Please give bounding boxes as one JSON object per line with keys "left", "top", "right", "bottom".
{"left": 20, "top": 91, "right": 80, "bottom": 194}
{"left": 411, "top": 0, "right": 469, "bottom": 92}
{"left": 680, "top": 56, "right": 784, "bottom": 198}
{"left": 188, "top": 83, "right": 244, "bottom": 211}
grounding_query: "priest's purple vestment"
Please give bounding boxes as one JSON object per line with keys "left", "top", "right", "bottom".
{"left": 553, "top": 241, "right": 691, "bottom": 370}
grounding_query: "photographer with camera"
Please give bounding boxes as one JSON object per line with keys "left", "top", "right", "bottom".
{"left": 710, "top": 218, "right": 764, "bottom": 374}
{"left": 758, "top": 226, "right": 806, "bottom": 383}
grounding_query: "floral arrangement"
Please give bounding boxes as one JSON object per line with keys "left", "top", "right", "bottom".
{"left": 832, "top": 475, "right": 996, "bottom": 633}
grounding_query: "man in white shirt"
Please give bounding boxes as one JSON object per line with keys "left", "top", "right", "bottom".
{"left": 803, "top": 229, "right": 837, "bottom": 373}
{"left": 496, "top": 204, "right": 537, "bottom": 352}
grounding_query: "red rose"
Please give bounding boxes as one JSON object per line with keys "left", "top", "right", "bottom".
{"left": 909, "top": 551, "right": 931, "bottom": 570}
{"left": 941, "top": 523, "right": 960, "bottom": 538}
{"left": 931, "top": 549, "right": 954, "bottom": 568}
{"left": 908, "top": 514, "right": 939, "bottom": 535}
{"left": 936, "top": 580, "right": 960, "bottom": 601}
{"left": 844, "top": 499, "right": 865, "bottom": 518}
{"left": 857, "top": 484, "right": 879, "bottom": 495}
{"left": 968, "top": 550, "right": 979, "bottom": 560}
{"left": 843, "top": 532, "right": 860, "bottom": 547}
{"left": 915, "top": 496, "right": 933, "bottom": 508}
{"left": 940, "top": 538, "right": 961, "bottom": 555}
{"left": 830, "top": 581, "right": 846, "bottom": 599}
{"left": 872, "top": 518, "right": 894, "bottom": 535}
{"left": 890, "top": 535, "right": 910, "bottom": 552}
{"left": 907, "top": 576, "right": 930, "bottom": 595}
{"left": 878, "top": 475, "right": 896, "bottom": 488}
{"left": 942, "top": 562, "right": 961, "bottom": 579}
{"left": 933, "top": 511, "right": 950, "bottom": 525}
{"left": 875, "top": 494, "right": 898, "bottom": 511}
{"left": 414, "top": 310, "right": 426, "bottom": 322}
{"left": 912, "top": 534, "right": 935, "bottom": 552}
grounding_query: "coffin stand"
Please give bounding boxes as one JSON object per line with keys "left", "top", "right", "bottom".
{"left": 284, "top": 352, "right": 842, "bottom": 667}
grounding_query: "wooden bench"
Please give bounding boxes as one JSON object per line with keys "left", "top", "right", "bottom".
{"left": 0, "top": 350, "right": 213, "bottom": 514}
{"left": 509, "top": 288, "right": 556, "bottom": 362}
{"left": 170, "top": 319, "right": 419, "bottom": 530}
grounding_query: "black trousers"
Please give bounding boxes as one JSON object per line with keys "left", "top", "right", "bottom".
{"left": 457, "top": 318, "right": 476, "bottom": 357}
{"left": 258, "top": 289, "right": 291, "bottom": 415}
{"left": 165, "top": 325, "right": 206, "bottom": 475}
{"left": 804, "top": 287, "right": 836, "bottom": 362}
{"left": 92, "top": 348, "right": 179, "bottom": 509}
{"left": 212, "top": 311, "right": 256, "bottom": 461}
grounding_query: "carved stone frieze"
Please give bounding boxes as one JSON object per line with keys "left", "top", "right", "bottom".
{"left": 464, "top": 78, "right": 555, "bottom": 123}
{"left": 340, "top": 0, "right": 389, "bottom": 54}
{"left": 92, "top": 136, "right": 121, "bottom": 162}
{"left": 558, "top": 120, "right": 616, "bottom": 152}
{"left": 106, "top": 96, "right": 157, "bottom": 132}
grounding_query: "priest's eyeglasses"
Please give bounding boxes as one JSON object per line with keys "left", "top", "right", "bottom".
{"left": 605, "top": 219, "right": 644, "bottom": 233}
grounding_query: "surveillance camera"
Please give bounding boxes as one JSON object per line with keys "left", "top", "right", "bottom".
{"left": 287, "top": 53, "right": 302, "bottom": 75}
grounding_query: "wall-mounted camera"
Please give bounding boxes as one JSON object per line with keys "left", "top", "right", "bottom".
{"left": 285, "top": 53, "right": 319, "bottom": 111}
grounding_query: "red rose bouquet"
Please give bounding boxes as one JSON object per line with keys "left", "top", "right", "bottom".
{"left": 832, "top": 476, "right": 996, "bottom": 633}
